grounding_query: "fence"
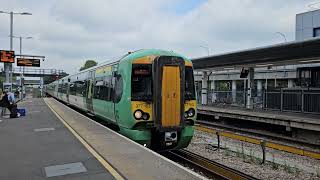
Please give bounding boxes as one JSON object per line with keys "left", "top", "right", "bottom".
{"left": 265, "top": 88, "right": 320, "bottom": 114}
{"left": 207, "top": 90, "right": 247, "bottom": 107}
{"left": 199, "top": 88, "right": 320, "bottom": 114}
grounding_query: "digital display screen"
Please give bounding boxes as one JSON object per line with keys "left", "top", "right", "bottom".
{"left": 17, "top": 58, "right": 40, "bottom": 67}
{"left": 134, "top": 69, "right": 151, "bottom": 75}
{"left": 0, "top": 50, "right": 15, "bottom": 63}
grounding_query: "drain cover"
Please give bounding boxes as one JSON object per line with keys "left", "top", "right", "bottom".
{"left": 44, "top": 162, "right": 87, "bottom": 177}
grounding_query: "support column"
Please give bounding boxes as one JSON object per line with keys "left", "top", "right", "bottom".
{"left": 257, "top": 80, "right": 263, "bottom": 97}
{"left": 288, "top": 79, "right": 294, "bottom": 88}
{"left": 201, "top": 72, "right": 208, "bottom": 105}
{"left": 211, "top": 79, "right": 216, "bottom": 103}
{"left": 246, "top": 67, "right": 254, "bottom": 109}
{"left": 232, "top": 80, "right": 237, "bottom": 104}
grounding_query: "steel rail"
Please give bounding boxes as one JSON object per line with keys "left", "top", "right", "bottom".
{"left": 195, "top": 120, "right": 320, "bottom": 160}
{"left": 164, "top": 149, "right": 258, "bottom": 180}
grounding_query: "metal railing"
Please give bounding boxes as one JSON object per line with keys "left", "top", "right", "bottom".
{"left": 1, "top": 67, "right": 66, "bottom": 75}
{"left": 198, "top": 88, "right": 320, "bottom": 114}
{"left": 207, "top": 90, "right": 247, "bottom": 107}
{"left": 265, "top": 88, "right": 320, "bottom": 114}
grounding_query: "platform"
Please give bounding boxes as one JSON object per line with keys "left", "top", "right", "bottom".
{"left": 197, "top": 105, "right": 320, "bottom": 132}
{"left": 0, "top": 98, "right": 203, "bottom": 180}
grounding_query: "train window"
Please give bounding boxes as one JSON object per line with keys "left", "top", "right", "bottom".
{"left": 69, "top": 83, "right": 76, "bottom": 95}
{"left": 63, "top": 83, "right": 68, "bottom": 94}
{"left": 93, "top": 80, "right": 103, "bottom": 99}
{"left": 93, "top": 75, "right": 114, "bottom": 101}
{"left": 58, "top": 83, "right": 62, "bottom": 93}
{"left": 104, "top": 76, "right": 113, "bottom": 101}
{"left": 314, "top": 27, "right": 320, "bottom": 37}
{"left": 131, "top": 64, "right": 152, "bottom": 101}
{"left": 185, "top": 67, "right": 196, "bottom": 100}
{"left": 114, "top": 75, "right": 123, "bottom": 103}
{"left": 75, "top": 81, "right": 85, "bottom": 97}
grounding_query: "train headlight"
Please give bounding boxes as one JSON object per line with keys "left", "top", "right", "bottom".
{"left": 142, "top": 113, "right": 150, "bottom": 120}
{"left": 187, "top": 108, "right": 195, "bottom": 117}
{"left": 184, "top": 112, "right": 188, "bottom": 118}
{"left": 134, "top": 110, "right": 143, "bottom": 119}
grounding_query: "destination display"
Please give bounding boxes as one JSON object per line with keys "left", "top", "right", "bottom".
{"left": 0, "top": 50, "right": 15, "bottom": 63}
{"left": 17, "top": 58, "right": 41, "bottom": 67}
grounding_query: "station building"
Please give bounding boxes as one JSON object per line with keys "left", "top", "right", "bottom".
{"left": 193, "top": 9, "right": 320, "bottom": 114}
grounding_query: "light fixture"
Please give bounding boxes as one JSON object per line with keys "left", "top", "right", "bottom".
{"left": 256, "top": 63, "right": 274, "bottom": 67}
{"left": 299, "top": 59, "right": 320, "bottom": 63}
{"left": 224, "top": 67, "right": 234, "bottom": 70}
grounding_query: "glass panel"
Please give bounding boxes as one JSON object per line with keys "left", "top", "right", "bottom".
{"left": 131, "top": 64, "right": 152, "bottom": 101}
{"left": 185, "top": 67, "right": 196, "bottom": 100}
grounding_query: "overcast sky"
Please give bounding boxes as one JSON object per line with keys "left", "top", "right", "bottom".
{"left": 0, "top": 0, "right": 317, "bottom": 74}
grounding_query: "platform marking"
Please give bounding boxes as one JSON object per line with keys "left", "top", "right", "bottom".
{"left": 29, "top": 110, "right": 41, "bottom": 113}
{"left": 44, "top": 98, "right": 206, "bottom": 179}
{"left": 44, "top": 162, "right": 87, "bottom": 177}
{"left": 45, "top": 99, "right": 125, "bottom": 180}
{"left": 34, "top": 127, "right": 55, "bottom": 132}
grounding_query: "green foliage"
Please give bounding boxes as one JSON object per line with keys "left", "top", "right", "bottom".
{"left": 80, "top": 60, "right": 97, "bottom": 71}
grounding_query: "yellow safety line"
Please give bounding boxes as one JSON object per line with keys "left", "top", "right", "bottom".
{"left": 44, "top": 99, "right": 125, "bottom": 180}
{"left": 195, "top": 125, "right": 320, "bottom": 160}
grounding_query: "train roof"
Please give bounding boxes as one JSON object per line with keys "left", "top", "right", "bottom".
{"left": 50, "top": 49, "right": 190, "bottom": 83}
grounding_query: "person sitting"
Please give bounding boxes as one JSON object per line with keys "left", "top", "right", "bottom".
{"left": 1, "top": 89, "right": 19, "bottom": 118}
{"left": 0, "top": 90, "right": 10, "bottom": 116}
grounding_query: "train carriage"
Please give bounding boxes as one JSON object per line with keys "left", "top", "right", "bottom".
{"left": 45, "top": 49, "right": 197, "bottom": 150}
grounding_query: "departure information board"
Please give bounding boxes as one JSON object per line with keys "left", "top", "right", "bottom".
{"left": 17, "top": 58, "right": 41, "bottom": 67}
{"left": 0, "top": 50, "right": 15, "bottom": 63}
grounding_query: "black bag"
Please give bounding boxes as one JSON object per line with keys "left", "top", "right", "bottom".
{"left": 10, "top": 104, "right": 18, "bottom": 118}
{"left": 0, "top": 94, "right": 10, "bottom": 108}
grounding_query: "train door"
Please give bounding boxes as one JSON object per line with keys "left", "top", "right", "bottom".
{"left": 86, "top": 71, "right": 94, "bottom": 113}
{"left": 66, "top": 78, "right": 70, "bottom": 104}
{"left": 104, "top": 70, "right": 115, "bottom": 122}
{"left": 153, "top": 56, "right": 185, "bottom": 129}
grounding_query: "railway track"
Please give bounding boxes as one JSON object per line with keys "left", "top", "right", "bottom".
{"left": 196, "top": 119, "right": 319, "bottom": 147}
{"left": 195, "top": 120, "right": 320, "bottom": 160}
{"left": 162, "top": 149, "right": 258, "bottom": 180}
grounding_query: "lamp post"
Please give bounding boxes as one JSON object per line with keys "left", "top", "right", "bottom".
{"left": 12, "top": 35, "right": 33, "bottom": 73}
{"left": 275, "top": 32, "right": 287, "bottom": 43}
{"left": 199, "top": 45, "right": 210, "bottom": 56}
{"left": 12, "top": 36, "right": 33, "bottom": 55}
{"left": 0, "top": 11, "right": 32, "bottom": 85}
{"left": 12, "top": 35, "right": 32, "bottom": 100}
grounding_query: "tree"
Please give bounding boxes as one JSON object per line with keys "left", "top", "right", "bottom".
{"left": 80, "top": 60, "right": 97, "bottom": 71}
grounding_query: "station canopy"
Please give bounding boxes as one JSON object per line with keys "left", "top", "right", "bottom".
{"left": 191, "top": 37, "right": 320, "bottom": 71}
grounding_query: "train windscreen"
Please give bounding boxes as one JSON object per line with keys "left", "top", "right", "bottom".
{"left": 132, "top": 64, "right": 152, "bottom": 101}
{"left": 185, "top": 67, "right": 196, "bottom": 100}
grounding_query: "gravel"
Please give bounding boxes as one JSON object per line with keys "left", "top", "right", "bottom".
{"left": 186, "top": 130, "right": 320, "bottom": 180}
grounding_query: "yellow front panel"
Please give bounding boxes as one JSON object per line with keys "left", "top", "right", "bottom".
{"left": 184, "top": 100, "right": 197, "bottom": 112}
{"left": 161, "top": 66, "right": 181, "bottom": 127}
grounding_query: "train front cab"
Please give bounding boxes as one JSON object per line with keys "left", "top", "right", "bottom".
{"left": 123, "top": 55, "right": 196, "bottom": 150}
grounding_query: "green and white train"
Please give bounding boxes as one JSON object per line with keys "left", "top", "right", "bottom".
{"left": 45, "top": 49, "right": 197, "bottom": 150}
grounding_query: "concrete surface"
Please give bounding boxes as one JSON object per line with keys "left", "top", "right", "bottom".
{"left": 0, "top": 98, "right": 114, "bottom": 180}
{"left": 45, "top": 98, "right": 203, "bottom": 180}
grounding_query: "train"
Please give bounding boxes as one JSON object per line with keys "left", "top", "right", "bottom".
{"left": 44, "top": 49, "right": 197, "bottom": 150}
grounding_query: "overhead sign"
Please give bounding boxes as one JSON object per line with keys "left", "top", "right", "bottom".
{"left": 0, "top": 50, "right": 15, "bottom": 63}
{"left": 17, "top": 58, "right": 40, "bottom": 67}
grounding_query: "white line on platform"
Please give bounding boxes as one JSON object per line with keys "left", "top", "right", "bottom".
{"left": 34, "top": 127, "right": 55, "bottom": 132}
{"left": 44, "top": 99, "right": 125, "bottom": 180}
